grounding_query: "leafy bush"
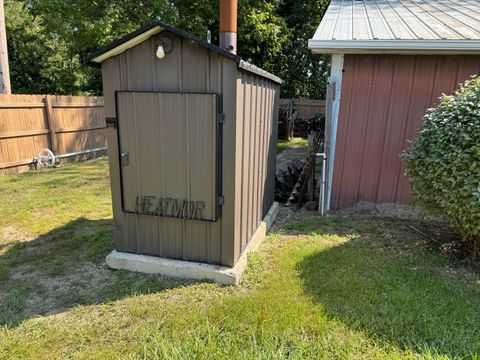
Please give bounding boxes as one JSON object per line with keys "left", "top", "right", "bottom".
{"left": 401, "top": 76, "right": 480, "bottom": 258}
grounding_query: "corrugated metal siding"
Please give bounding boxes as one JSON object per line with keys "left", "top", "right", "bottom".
{"left": 331, "top": 54, "right": 480, "bottom": 210}
{"left": 102, "top": 30, "right": 279, "bottom": 266}
{"left": 102, "top": 32, "right": 228, "bottom": 265}
{"left": 312, "top": 0, "right": 480, "bottom": 41}
{"left": 235, "top": 71, "right": 279, "bottom": 254}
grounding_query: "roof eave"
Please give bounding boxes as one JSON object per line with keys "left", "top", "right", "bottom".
{"left": 87, "top": 19, "right": 283, "bottom": 85}
{"left": 239, "top": 60, "right": 284, "bottom": 85}
{"left": 88, "top": 19, "right": 241, "bottom": 65}
{"left": 308, "top": 39, "right": 480, "bottom": 54}
{"left": 90, "top": 26, "right": 162, "bottom": 63}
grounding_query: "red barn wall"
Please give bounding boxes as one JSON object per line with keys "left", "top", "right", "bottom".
{"left": 331, "top": 54, "right": 480, "bottom": 210}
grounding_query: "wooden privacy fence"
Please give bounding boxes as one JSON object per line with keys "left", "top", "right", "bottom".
{"left": 280, "top": 99, "right": 326, "bottom": 120}
{"left": 0, "top": 94, "right": 105, "bottom": 174}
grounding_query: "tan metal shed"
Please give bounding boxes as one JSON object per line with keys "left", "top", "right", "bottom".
{"left": 309, "top": 0, "right": 480, "bottom": 211}
{"left": 89, "top": 20, "right": 281, "bottom": 283}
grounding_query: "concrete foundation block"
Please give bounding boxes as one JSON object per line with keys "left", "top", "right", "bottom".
{"left": 106, "top": 202, "right": 279, "bottom": 285}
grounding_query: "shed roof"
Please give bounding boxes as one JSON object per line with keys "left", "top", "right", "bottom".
{"left": 89, "top": 19, "right": 282, "bottom": 84}
{"left": 309, "top": 0, "right": 480, "bottom": 54}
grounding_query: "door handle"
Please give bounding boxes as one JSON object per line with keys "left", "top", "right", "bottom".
{"left": 121, "top": 152, "right": 129, "bottom": 167}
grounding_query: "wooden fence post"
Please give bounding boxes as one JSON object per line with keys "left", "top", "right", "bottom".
{"left": 44, "top": 95, "right": 58, "bottom": 154}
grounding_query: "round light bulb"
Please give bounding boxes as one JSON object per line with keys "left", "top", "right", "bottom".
{"left": 156, "top": 45, "right": 165, "bottom": 59}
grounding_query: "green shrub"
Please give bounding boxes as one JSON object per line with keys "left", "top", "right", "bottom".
{"left": 401, "top": 76, "right": 480, "bottom": 258}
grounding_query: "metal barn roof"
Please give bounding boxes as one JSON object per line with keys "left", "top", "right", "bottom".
{"left": 309, "top": 0, "right": 480, "bottom": 54}
{"left": 89, "top": 19, "right": 283, "bottom": 84}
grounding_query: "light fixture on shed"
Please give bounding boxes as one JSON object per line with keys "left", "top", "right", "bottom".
{"left": 156, "top": 38, "right": 173, "bottom": 59}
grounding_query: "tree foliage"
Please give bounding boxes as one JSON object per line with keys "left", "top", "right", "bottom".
{"left": 401, "top": 76, "right": 480, "bottom": 257}
{"left": 5, "top": 0, "right": 329, "bottom": 98}
{"left": 6, "top": 0, "right": 89, "bottom": 94}
{"left": 278, "top": 0, "right": 330, "bottom": 98}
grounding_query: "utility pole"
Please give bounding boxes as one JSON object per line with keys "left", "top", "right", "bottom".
{"left": 0, "top": 0, "right": 11, "bottom": 94}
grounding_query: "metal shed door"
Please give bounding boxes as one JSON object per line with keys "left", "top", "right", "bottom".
{"left": 116, "top": 92, "right": 219, "bottom": 221}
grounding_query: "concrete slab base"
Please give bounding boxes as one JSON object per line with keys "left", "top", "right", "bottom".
{"left": 106, "top": 202, "right": 280, "bottom": 285}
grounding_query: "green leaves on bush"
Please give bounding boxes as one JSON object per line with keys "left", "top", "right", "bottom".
{"left": 401, "top": 76, "right": 480, "bottom": 257}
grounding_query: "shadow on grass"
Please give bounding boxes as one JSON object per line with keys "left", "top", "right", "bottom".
{"left": 295, "top": 218, "right": 480, "bottom": 358}
{"left": 0, "top": 218, "right": 190, "bottom": 328}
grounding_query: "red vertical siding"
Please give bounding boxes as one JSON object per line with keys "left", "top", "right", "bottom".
{"left": 331, "top": 54, "right": 480, "bottom": 210}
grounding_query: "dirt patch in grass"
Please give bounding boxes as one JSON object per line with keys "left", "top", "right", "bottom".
{"left": 0, "top": 218, "right": 195, "bottom": 327}
{"left": 9, "top": 262, "right": 111, "bottom": 315}
{"left": 277, "top": 205, "right": 480, "bottom": 280}
{"left": 404, "top": 220, "right": 476, "bottom": 262}
{"left": 0, "top": 226, "right": 33, "bottom": 249}
{"left": 331, "top": 206, "right": 477, "bottom": 265}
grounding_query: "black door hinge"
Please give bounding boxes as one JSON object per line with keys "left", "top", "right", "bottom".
{"left": 218, "top": 113, "right": 225, "bottom": 124}
{"left": 106, "top": 117, "right": 118, "bottom": 129}
{"left": 217, "top": 195, "right": 225, "bottom": 206}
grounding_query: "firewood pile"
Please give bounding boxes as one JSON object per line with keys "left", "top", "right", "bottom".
{"left": 275, "top": 117, "right": 326, "bottom": 204}
{"left": 292, "top": 113, "right": 325, "bottom": 138}
{"left": 275, "top": 158, "right": 306, "bottom": 202}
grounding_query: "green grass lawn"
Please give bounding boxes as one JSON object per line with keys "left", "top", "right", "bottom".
{"left": 0, "top": 159, "right": 479, "bottom": 359}
{"left": 277, "top": 137, "right": 308, "bottom": 154}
